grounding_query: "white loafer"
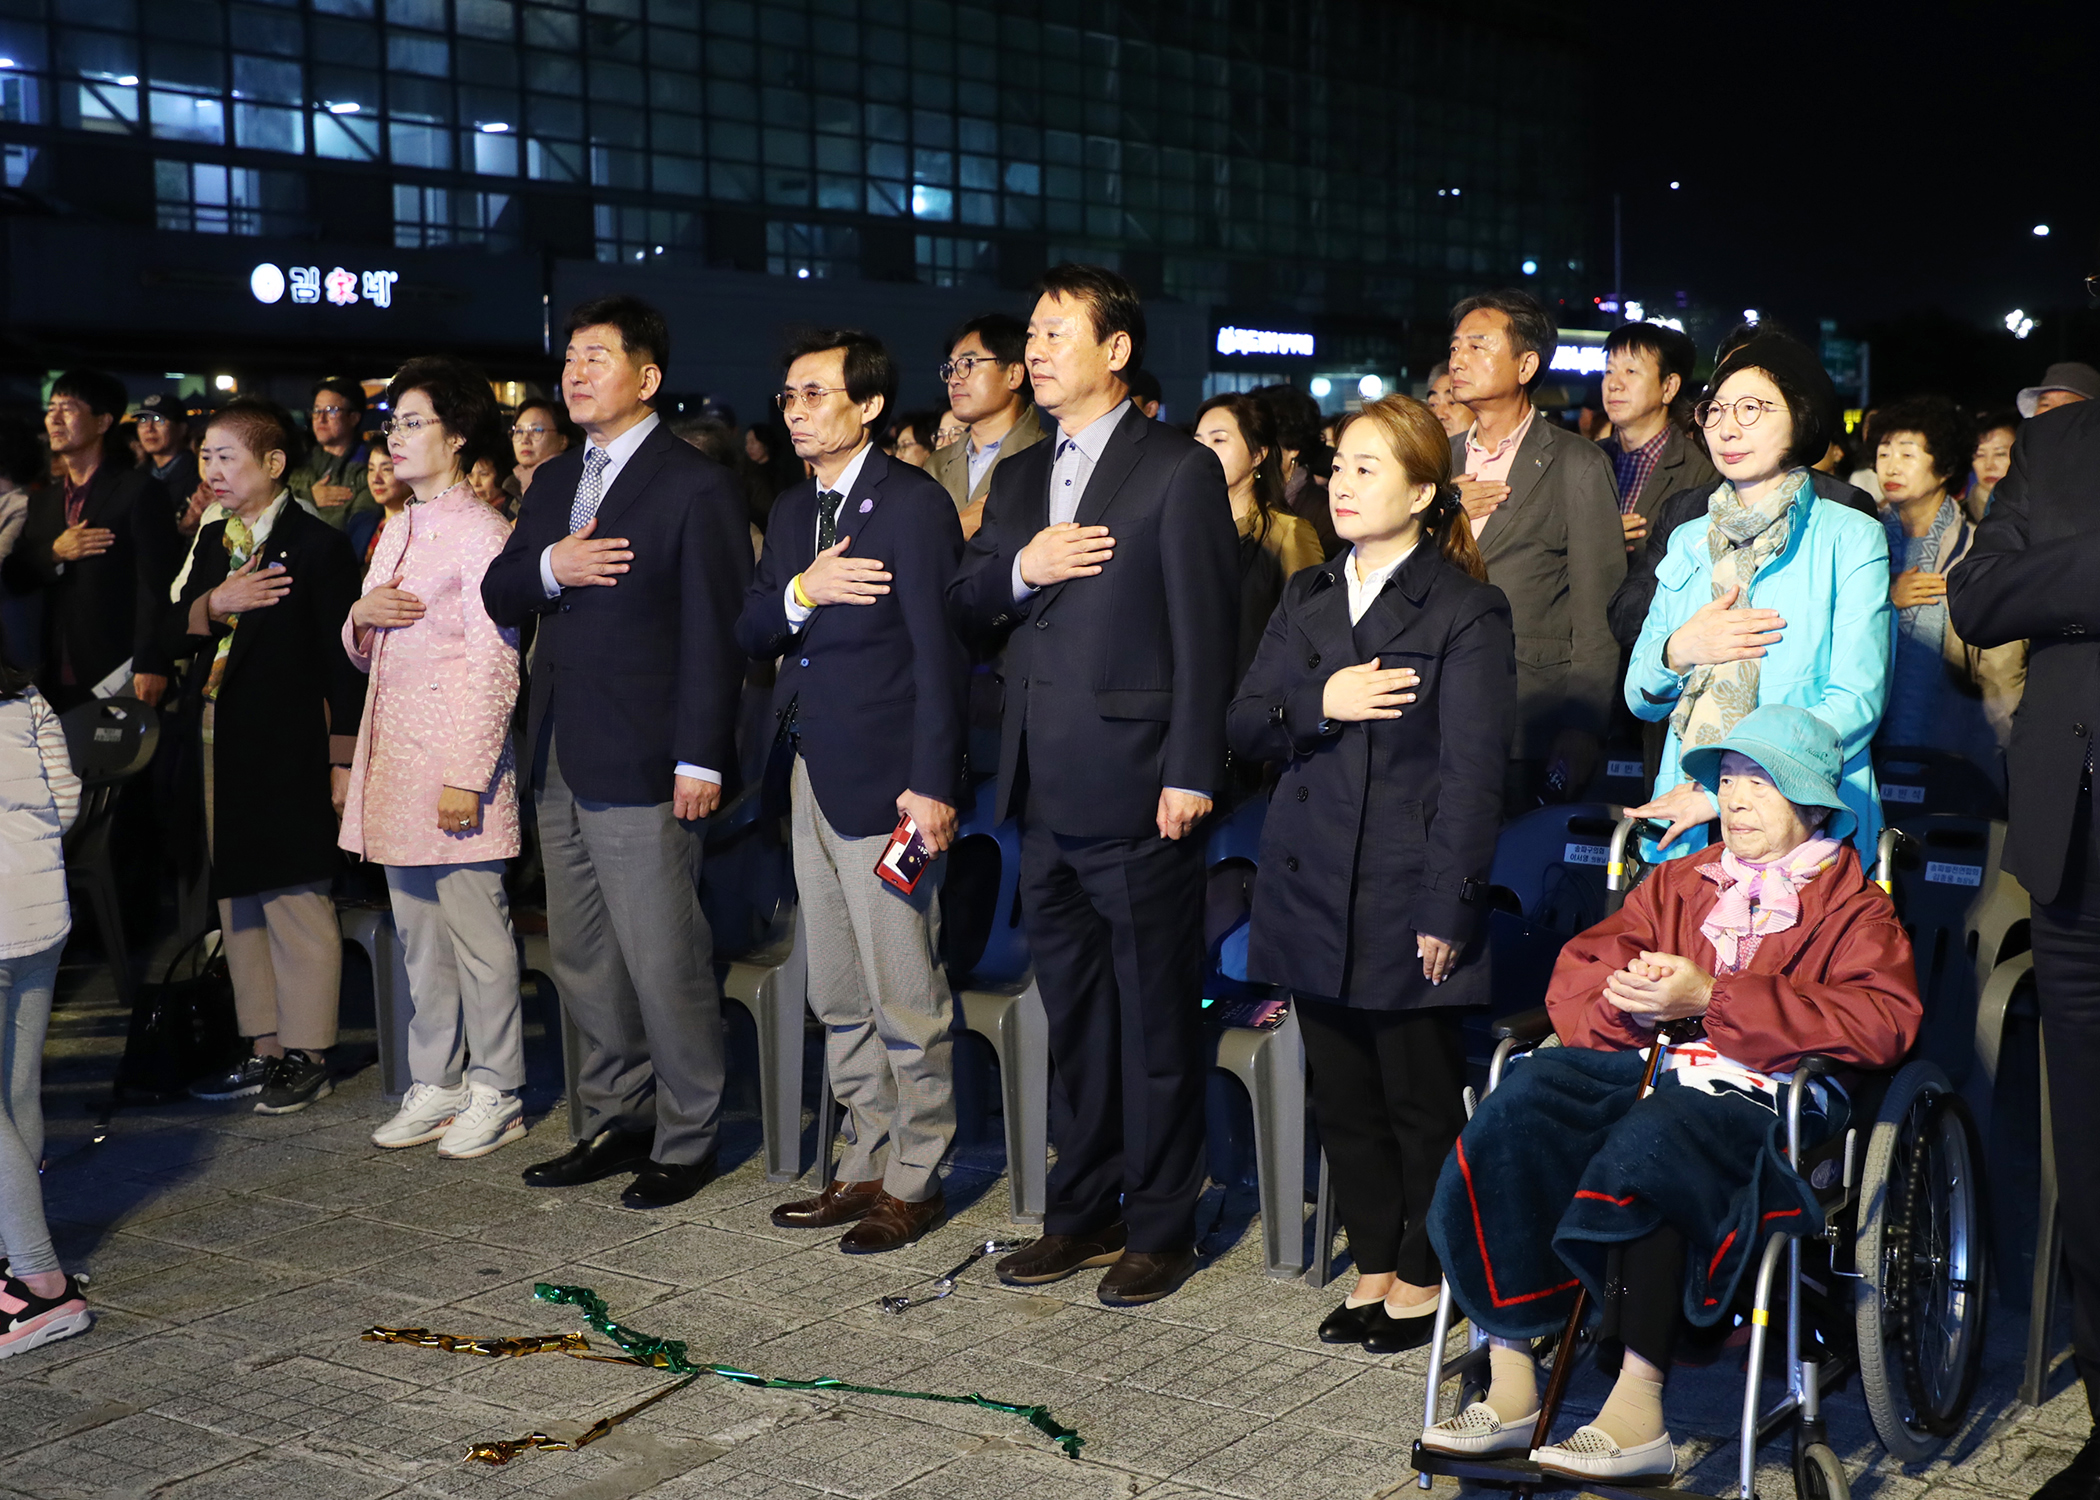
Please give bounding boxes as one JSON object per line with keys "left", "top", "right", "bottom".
{"left": 1420, "top": 1402, "right": 1541, "bottom": 1457}
{"left": 1532, "top": 1426, "right": 1676, "bottom": 1484}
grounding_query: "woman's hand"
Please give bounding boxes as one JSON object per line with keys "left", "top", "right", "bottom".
{"left": 438, "top": 785, "right": 483, "bottom": 835}
{"left": 1890, "top": 569, "right": 1947, "bottom": 610}
{"left": 351, "top": 573, "right": 427, "bottom": 630}
{"left": 1320, "top": 658, "right": 1420, "bottom": 722}
{"left": 330, "top": 766, "right": 350, "bottom": 818}
{"left": 208, "top": 554, "right": 292, "bottom": 622}
{"left": 1664, "top": 585, "right": 1786, "bottom": 672}
{"left": 1418, "top": 932, "right": 1456, "bottom": 986}
{"left": 1626, "top": 780, "right": 1719, "bottom": 851}
{"left": 1604, "top": 951, "right": 1714, "bottom": 1025}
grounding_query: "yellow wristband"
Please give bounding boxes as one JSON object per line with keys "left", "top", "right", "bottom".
{"left": 791, "top": 574, "right": 816, "bottom": 610}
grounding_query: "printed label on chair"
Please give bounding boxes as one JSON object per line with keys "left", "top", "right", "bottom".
{"left": 1563, "top": 843, "right": 1610, "bottom": 867}
{"left": 1924, "top": 862, "right": 1983, "bottom": 887}
{"left": 1606, "top": 760, "right": 1644, "bottom": 780}
{"left": 1882, "top": 784, "right": 1926, "bottom": 804}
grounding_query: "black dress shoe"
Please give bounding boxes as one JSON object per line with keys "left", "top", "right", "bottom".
{"left": 621, "top": 1156, "right": 716, "bottom": 1210}
{"left": 520, "top": 1128, "right": 654, "bottom": 1189}
{"left": 1362, "top": 1299, "right": 1439, "bottom": 1354}
{"left": 1318, "top": 1300, "right": 1382, "bottom": 1345}
{"left": 1096, "top": 1248, "right": 1196, "bottom": 1307}
{"left": 2034, "top": 1431, "right": 2100, "bottom": 1500}
{"left": 995, "top": 1223, "right": 1128, "bottom": 1286}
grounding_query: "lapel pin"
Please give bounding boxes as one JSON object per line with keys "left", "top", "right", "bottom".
{"left": 859, "top": 498, "right": 873, "bottom": 513}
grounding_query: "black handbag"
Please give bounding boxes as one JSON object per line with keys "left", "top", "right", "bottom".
{"left": 116, "top": 930, "right": 243, "bottom": 1102}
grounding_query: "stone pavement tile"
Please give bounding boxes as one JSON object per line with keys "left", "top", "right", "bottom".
{"left": 239, "top": 1215, "right": 451, "bottom": 1277}
{"left": 308, "top": 1389, "right": 634, "bottom": 1499}
{"left": 188, "top": 1279, "right": 433, "bottom": 1355}
{"left": 614, "top": 1284, "right": 825, "bottom": 1364}
{"left": 1283, "top": 1363, "right": 1430, "bottom": 1443}
{"left": 902, "top": 1439, "right": 1160, "bottom": 1500}
{"left": 743, "top": 1314, "right": 966, "bottom": 1392}
{"left": 120, "top": 1191, "right": 330, "bottom": 1251}
{"left": 828, "top": 1279, "right": 1075, "bottom": 1362}
{"left": 693, "top": 1179, "right": 892, "bottom": 1246}
{"left": 0, "top": 1305, "right": 172, "bottom": 1375}
{"left": 584, "top": 1220, "right": 801, "bottom": 1289}
{"left": 354, "top": 1181, "right": 566, "bottom": 1240}
{"left": 91, "top": 1250, "right": 319, "bottom": 1323}
{"left": 469, "top": 1195, "right": 665, "bottom": 1262}
{"left": 136, "top": 1353, "right": 422, "bottom": 1444}
{"left": 254, "top": 1150, "right": 451, "bottom": 1213}
{"left": 0, "top": 1411, "right": 258, "bottom": 1499}
{"left": 708, "top": 1242, "right": 925, "bottom": 1317}
{"left": 63, "top": 1225, "right": 202, "bottom": 1289}
{"left": 337, "top": 1243, "right": 573, "bottom": 1312}
{"left": 1004, "top": 1303, "right": 1217, "bottom": 1383}
{"left": 153, "top": 1449, "right": 408, "bottom": 1500}
{"left": 405, "top": 1329, "right": 679, "bottom": 1413}
{"left": 1118, "top": 1328, "right": 1361, "bottom": 1418}
{"left": 719, "top": 1407, "right": 982, "bottom": 1499}
{"left": 0, "top": 1381, "right": 145, "bottom": 1461}
{"left": 1168, "top": 1419, "right": 1416, "bottom": 1500}
{"left": 52, "top": 1321, "right": 315, "bottom": 1408}
{"left": 648, "top": 1465, "right": 826, "bottom": 1499}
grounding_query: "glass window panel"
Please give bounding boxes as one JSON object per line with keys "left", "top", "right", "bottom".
{"left": 523, "top": 7, "right": 579, "bottom": 49}
{"left": 589, "top": 60, "right": 641, "bottom": 102}
{"left": 526, "top": 53, "right": 579, "bottom": 92}
{"left": 762, "top": 127, "right": 806, "bottom": 166}
{"left": 866, "top": 178, "right": 906, "bottom": 216}
{"left": 456, "top": 0, "right": 516, "bottom": 39}
{"left": 150, "top": 90, "right": 224, "bottom": 143}
{"left": 149, "top": 42, "right": 223, "bottom": 92}
{"left": 64, "top": 78, "right": 139, "bottom": 134}
{"left": 814, "top": 94, "right": 855, "bottom": 134}
{"left": 710, "top": 161, "right": 755, "bottom": 200}
{"left": 709, "top": 79, "right": 754, "bottom": 119}
{"left": 912, "top": 147, "right": 949, "bottom": 183}
{"left": 389, "top": 74, "right": 451, "bottom": 122}
{"left": 863, "top": 26, "right": 904, "bottom": 64}
{"left": 591, "top": 101, "right": 644, "bottom": 145}
{"left": 58, "top": 29, "right": 137, "bottom": 79}
{"left": 815, "top": 173, "right": 858, "bottom": 210}
{"left": 710, "top": 120, "right": 755, "bottom": 160}
{"left": 863, "top": 63, "right": 904, "bottom": 103}
{"left": 813, "top": 134, "right": 854, "bottom": 172}
{"left": 471, "top": 128, "right": 518, "bottom": 173}
{"left": 959, "top": 190, "right": 994, "bottom": 226}
{"left": 235, "top": 101, "right": 303, "bottom": 151}
{"left": 387, "top": 31, "right": 449, "bottom": 77}
{"left": 1002, "top": 160, "right": 1038, "bottom": 194}
{"left": 762, "top": 85, "right": 807, "bottom": 127}
{"left": 1, "top": 74, "right": 45, "bottom": 127}
{"left": 1045, "top": 165, "right": 1078, "bottom": 199}
{"left": 589, "top": 0, "right": 642, "bottom": 18}
{"left": 649, "top": 70, "right": 699, "bottom": 110}
{"left": 390, "top": 0, "right": 445, "bottom": 28}
{"left": 959, "top": 152, "right": 995, "bottom": 190}
{"left": 864, "top": 102, "right": 904, "bottom": 141}
{"left": 653, "top": 112, "right": 702, "bottom": 153}
{"left": 311, "top": 0, "right": 375, "bottom": 14}
{"left": 526, "top": 135, "right": 583, "bottom": 179}
{"left": 527, "top": 92, "right": 582, "bottom": 137}
{"left": 650, "top": 29, "right": 698, "bottom": 70}
{"left": 653, "top": 0, "right": 700, "bottom": 30}
{"left": 456, "top": 40, "right": 518, "bottom": 86}
{"left": 313, "top": 109, "right": 380, "bottom": 158}
{"left": 653, "top": 154, "right": 703, "bottom": 195}
{"left": 590, "top": 144, "right": 644, "bottom": 187}
{"left": 460, "top": 85, "right": 519, "bottom": 127}
{"left": 585, "top": 13, "right": 642, "bottom": 60}
{"left": 910, "top": 183, "right": 951, "bottom": 220}
{"left": 311, "top": 19, "right": 379, "bottom": 65}
{"left": 911, "top": 71, "right": 951, "bottom": 110}
{"left": 1001, "top": 196, "right": 1039, "bottom": 230}
{"left": 390, "top": 120, "right": 450, "bottom": 167}
{"left": 813, "top": 17, "right": 855, "bottom": 58}
{"left": 864, "top": 141, "right": 903, "bottom": 177}
{"left": 0, "top": 21, "right": 47, "bottom": 73}
{"left": 232, "top": 55, "right": 299, "bottom": 104}
{"left": 763, "top": 168, "right": 808, "bottom": 205}
{"left": 706, "top": 38, "right": 752, "bottom": 78}
{"left": 911, "top": 108, "right": 950, "bottom": 148}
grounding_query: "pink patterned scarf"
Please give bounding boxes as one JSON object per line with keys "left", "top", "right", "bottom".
{"left": 1698, "top": 838, "right": 1844, "bottom": 974}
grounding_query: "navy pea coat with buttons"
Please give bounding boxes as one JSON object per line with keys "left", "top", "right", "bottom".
{"left": 1226, "top": 543, "right": 1516, "bottom": 1010}
{"left": 735, "top": 447, "right": 967, "bottom": 838}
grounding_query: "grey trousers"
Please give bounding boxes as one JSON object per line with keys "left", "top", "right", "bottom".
{"left": 792, "top": 756, "right": 956, "bottom": 1202}
{"left": 537, "top": 733, "right": 724, "bottom": 1165}
{"left": 385, "top": 861, "right": 525, "bottom": 1093}
{"left": 0, "top": 940, "right": 61, "bottom": 1277}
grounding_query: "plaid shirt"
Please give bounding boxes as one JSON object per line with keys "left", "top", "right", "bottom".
{"left": 1608, "top": 426, "right": 1670, "bottom": 515}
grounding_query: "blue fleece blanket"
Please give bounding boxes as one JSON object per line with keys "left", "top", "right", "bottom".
{"left": 1426, "top": 1047, "right": 1838, "bottom": 1341}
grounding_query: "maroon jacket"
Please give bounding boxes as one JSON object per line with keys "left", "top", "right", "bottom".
{"left": 1545, "top": 844, "right": 1922, "bottom": 1074}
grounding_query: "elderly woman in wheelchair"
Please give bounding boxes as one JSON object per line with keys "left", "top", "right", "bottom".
{"left": 1421, "top": 705, "right": 1922, "bottom": 1486}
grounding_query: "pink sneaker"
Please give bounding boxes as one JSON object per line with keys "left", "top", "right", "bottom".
{"left": 0, "top": 1274, "right": 92, "bottom": 1359}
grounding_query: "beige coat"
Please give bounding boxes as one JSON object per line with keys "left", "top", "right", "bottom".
{"left": 929, "top": 403, "right": 1047, "bottom": 512}
{"left": 1937, "top": 516, "right": 2026, "bottom": 749}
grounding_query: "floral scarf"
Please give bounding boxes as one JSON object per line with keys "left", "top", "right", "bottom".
{"left": 1697, "top": 836, "right": 1843, "bottom": 973}
{"left": 1669, "top": 469, "right": 1811, "bottom": 752}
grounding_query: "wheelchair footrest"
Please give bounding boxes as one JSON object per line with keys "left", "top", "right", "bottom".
{"left": 1408, "top": 1441, "right": 1716, "bottom": 1499}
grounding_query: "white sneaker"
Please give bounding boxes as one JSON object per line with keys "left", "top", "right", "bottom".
{"left": 1421, "top": 1402, "right": 1540, "bottom": 1457}
{"left": 371, "top": 1082, "right": 471, "bottom": 1149}
{"left": 437, "top": 1084, "right": 526, "bottom": 1160}
{"left": 1532, "top": 1426, "right": 1676, "bottom": 1484}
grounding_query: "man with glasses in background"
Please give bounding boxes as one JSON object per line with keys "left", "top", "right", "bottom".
{"left": 928, "top": 313, "right": 1045, "bottom": 539}
{"left": 288, "top": 377, "right": 379, "bottom": 546}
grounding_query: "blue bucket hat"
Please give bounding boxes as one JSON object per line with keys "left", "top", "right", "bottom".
{"left": 1679, "top": 705, "right": 1855, "bottom": 843}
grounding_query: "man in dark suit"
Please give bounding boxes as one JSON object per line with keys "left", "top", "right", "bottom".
{"left": 482, "top": 295, "right": 751, "bottom": 1210}
{"left": 738, "top": 329, "right": 967, "bottom": 1254}
{"left": 1946, "top": 394, "right": 2100, "bottom": 1500}
{"left": 1598, "top": 321, "right": 1717, "bottom": 553}
{"left": 949, "top": 265, "right": 1238, "bottom": 1306}
{"left": 4, "top": 369, "right": 178, "bottom": 708}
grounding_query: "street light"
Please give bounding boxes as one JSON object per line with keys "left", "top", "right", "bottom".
{"left": 1358, "top": 375, "right": 1383, "bottom": 400}
{"left": 1309, "top": 377, "right": 1332, "bottom": 398}
{"left": 1521, "top": 259, "right": 1538, "bottom": 276}
{"left": 2005, "top": 310, "right": 2035, "bottom": 340}
{"left": 2033, "top": 224, "right": 2051, "bottom": 237}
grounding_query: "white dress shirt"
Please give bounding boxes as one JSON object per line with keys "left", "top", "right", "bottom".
{"left": 1344, "top": 542, "right": 1415, "bottom": 625}
{"left": 1011, "top": 398, "right": 1130, "bottom": 602}
{"left": 783, "top": 439, "right": 875, "bottom": 629}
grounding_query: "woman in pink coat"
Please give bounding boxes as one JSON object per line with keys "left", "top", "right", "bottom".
{"left": 341, "top": 357, "right": 526, "bottom": 1159}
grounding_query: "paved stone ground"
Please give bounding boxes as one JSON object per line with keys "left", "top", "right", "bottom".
{"left": 4, "top": 941, "right": 2089, "bottom": 1500}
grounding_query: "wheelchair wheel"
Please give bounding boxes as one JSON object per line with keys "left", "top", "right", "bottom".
{"left": 1853, "top": 1062, "right": 1988, "bottom": 1462}
{"left": 1793, "top": 1440, "right": 1850, "bottom": 1500}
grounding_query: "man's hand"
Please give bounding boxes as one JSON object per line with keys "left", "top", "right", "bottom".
{"left": 1664, "top": 585, "right": 1786, "bottom": 672}
{"left": 1017, "top": 521, "right": 1114, "bottom": 589}
{"left": 53, "top": 522, "right": 116, "bottom": 563}
{"left": 1627, "top": 779, "right": 1721, "bottom": 851}
{"left": 1621, "top": 511, "right": 1650, "bottom": 548}
{"left": 208, "top": 554, "right": 292, "bottom": 621}
{"left": 1418, "top": 932, "right": 1457, "bottom": 986}
{"left": 897, "top": 790, "right": 957, "bottom": 854}
{"left": 179, "top": 488, "right": 210, "bottom": 537}
{"left": 437, "top": 785, "right": 483, "bottom": 835}
{"left": 1890, "top": 569, "right": 1947, "bottom": 610}
{"left": 351, "top": 573, "right": 427, "bottom": 630}
{"left": 311, "top": 481, "right": 355, "bottom": 510}
{"left": 1156, "top": 788, "right": 1212, "bottom": 841}
{"left": 330, "top": 765, "right": 350, "bottom": 818}
{"left": 1320, "top": 658, "right": 1421, "bottom": 722}
{"left": 1604, "top": 950, "right": 1715, "bottom": 1025}
{"left": 549, "top": 516, "right": 632, "bottom": 589}
{"left": 672, "top": 774, "right": 721, "bottom": 822}
{"left": 131, "top": 673, "right": 167, "bottom": 708}
{"left": 798, "top": 538, "right": 891, "bottom": 606}
{"left": 1455, "top": 478, "right": 1510, "bottom": 523}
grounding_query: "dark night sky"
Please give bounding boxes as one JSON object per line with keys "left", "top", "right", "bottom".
{"left": 1592, "top": 0, "right": 2094, "bottom": 395}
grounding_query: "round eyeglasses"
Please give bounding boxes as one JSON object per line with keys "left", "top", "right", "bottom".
{"left": 1693, "top": 396, "right": 1783, "bottom": 429}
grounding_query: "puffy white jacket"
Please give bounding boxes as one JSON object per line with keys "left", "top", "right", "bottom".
{"left": 0, "top": 689, "right": 79, "bottom": 960}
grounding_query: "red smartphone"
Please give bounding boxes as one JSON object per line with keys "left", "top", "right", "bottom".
{"left": 875, "top": 810, "right": 934, "bottom": 894}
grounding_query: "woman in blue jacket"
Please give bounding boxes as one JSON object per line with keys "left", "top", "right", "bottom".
{"left": 1626, "top": 333, "right": 1893, "bottom": 860}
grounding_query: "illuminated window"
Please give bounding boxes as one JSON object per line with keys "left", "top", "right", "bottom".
{"left": 155, "top": 160, "right": 302, "bottom": 235}
{"left": 914, "top": 235, "right": 993, "bottom": 288}
{"left": 394, "top": 184, "right": 516, "bottom": 248}
{"left": 766, "top": 221, "right": 857, "bottom": 279}
{"left": 595, "top": 205, "right": 704, "bottom": 265}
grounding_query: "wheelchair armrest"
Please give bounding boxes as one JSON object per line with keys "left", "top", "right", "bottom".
{"left": 1785, "top": 1054, "right": 1842, "bottom": 1168}
{"left": 1491, "top": 1007, "right": 1555, "bottom": 1044}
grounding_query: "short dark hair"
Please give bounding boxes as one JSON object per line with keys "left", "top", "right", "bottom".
{"left": 1449, "top": 289, "right": 1557, "bottom": 392}
{"left": 385, "top": 355, "right": 510, "bottom": 476}
{"left": 1976, "top": 407, "right": 2020, "bottom": 440}
{"left": 1125, "top": 368, "right": 1162, "bottom": 408}
{"left": 50, "top": 369, "right": 127, "bottom": 419}
{"left": 564, "top": 293, "right": 671, "bottom": 375}
{"left": 1038, "top": 263, "right": 1146, "bottom": 372}
{"left": 0, "top": 413, "right": 46, "bottom": 489}
{"left": 1873, "top": 395, "right": 1978, "bottom": 490}
{"left": 206, "top": 397, "right": 305, "bottom": 468}
{"left": 514, "top": 394, "right": 583, "bottom": 447}
{"left": 947, "top": 312, "right": 1027, "bottom": 371}
{"left": 781, "top": 328, "right": 897, "bottom": 428}
{"left": 311, "top": 375, "right": 366, "bottom": 413}
{"left": 1603, "top": 322, "right": 1698, "bottom": 397}
{"left": 1714, "top": 318, "right": 1795, "bottom": 367}
{"left": 1710, "top": 332, "right": 1840, "bottom": 471}
{"left": 668, "top": 414, "right": 737, "bottom": 467}
{"left": 1250, "top": 383, "right": 1323, "bottom": 454}
{"left": 890, "top": 408, "right": 941, "bottom": 450}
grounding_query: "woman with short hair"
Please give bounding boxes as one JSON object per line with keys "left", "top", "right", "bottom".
{"left": 1962, "top": 409, "right": 2017, "bottom": 523}
{"left": 509, "top": 396, "right": 577, "bottom": 499}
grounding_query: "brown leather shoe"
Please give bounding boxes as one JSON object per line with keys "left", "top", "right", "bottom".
{"left": 994, "top": 1223, "right": 1127, "bottom": 1286}
{"left": 1096, "top": 1248, "right": 1196, "bottom": 1307}
{"left": 771, "top": 1177, "right": 884, "bottom": 1229}
{"left": 838, "top": 1188, "right": 945, "bottom": 1254}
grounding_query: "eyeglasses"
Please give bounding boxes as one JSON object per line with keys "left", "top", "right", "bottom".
{"left": 775, "top": 385, "right": 849, "bottom": 412}
{"left": 511, "top": 424, "right": 555, "bottom": 438}
{"left": 381, "top": 415, "right": 439, "bottom": 436}
{"left": 1693, "top": 396, "right": 1783, "bottom": 430}
{"left": 311, "top": 405, "right": 355, "bottom": 419}
{"left": 134, "top": 414, "right": 170, "bottom": 426}
{"left": 938, "top": 354, "right": 1007, "bottom": 383}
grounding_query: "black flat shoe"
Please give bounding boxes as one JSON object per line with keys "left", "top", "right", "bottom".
{"left": 1362, "top": 1300, "right": 1438, "bottom": 1354}
{"left": 1318, "top": 1301, "right": 1382, "bottom": 1345}
{"left": 2034, "top": 1431, "right": 2100, "bottom": 1500}
{"left": 621, "top": 1155, "right": 716, "bottom": 1210}
{"left": 521, "top": 1128, "right": 654, "bottom": 1188}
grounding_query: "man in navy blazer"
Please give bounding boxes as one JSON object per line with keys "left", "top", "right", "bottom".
{"left": 482, "top": 295, "right": 751, "bottom": 1209}
{"left": 737, "top": 329, "right": 967, "bottom": 1254}
{"left": 949, "top": 265, "right": 1238, "bottom": 1305}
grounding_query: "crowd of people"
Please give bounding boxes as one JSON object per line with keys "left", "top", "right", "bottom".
{"left": 0, "top": 264, "right": 2097, "bottom": 1500}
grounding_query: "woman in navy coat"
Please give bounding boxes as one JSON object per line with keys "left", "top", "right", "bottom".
{"left": 1228, "top": 394, "right": 1516, "bottom": 1351}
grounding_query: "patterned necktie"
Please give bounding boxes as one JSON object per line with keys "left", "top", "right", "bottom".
{"left": 815, "top": 489, "right": 845, "bottom": 551}
{"left": 569, "top": 445, "right": 612, "bottom": 532}
{"left": 204, "top": 514, "right": 256, "bottom": 705}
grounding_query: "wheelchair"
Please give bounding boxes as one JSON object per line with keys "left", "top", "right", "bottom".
{"left": 1410, "top": 819, "right": 1990, "bottom": 1500}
